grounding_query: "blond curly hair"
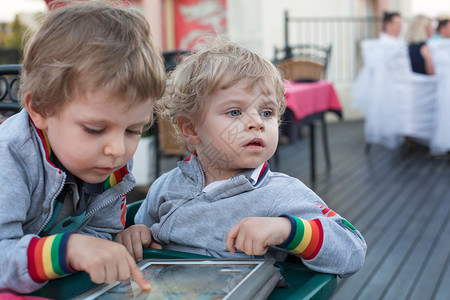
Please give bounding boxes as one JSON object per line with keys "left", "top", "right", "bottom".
{"left": 159, "top": 36, "right": 286, "bottom": 153}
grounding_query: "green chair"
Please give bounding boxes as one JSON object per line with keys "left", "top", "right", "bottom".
{"left": 125, "top": 199, "right": 144, "bottom": 228}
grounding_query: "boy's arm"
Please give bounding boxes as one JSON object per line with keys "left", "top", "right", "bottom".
{"left": 264, "top": 181, "right": 367, "bottom": 277}
{"left": 27, "top": 232, "right": 76, "bottom": 283}
{"left": 28, "top": 233, "right": 152, "bottom": 290}
{"left": 272, "top": 193, "right": 367, "bottom": 277}
{"left": 0, "top": 141, "right": 50, "bottom": 293}
{"left": 276, "top": 212, "right": 366, "bottom": 277}
{"left": 0, "top": 234, "right": 54, "bottom": 293}
{"left": 0, "top": 232, "right": 151, "bottom": 293}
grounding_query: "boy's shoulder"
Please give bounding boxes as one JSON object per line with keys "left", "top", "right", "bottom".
{"left": 0, "top": 110, "right": 32, "bottom": 147}
{"left": 264, "top": 170, "right": 308, "bottom": 188}
{"left": 256, "top": 170, "right": 317, "bottom": 198}
{"left": 0, "top": 110, "right": 46, "bottom": 186}
{"left": 150, "top": 164, "right": 194, "bottom": 189}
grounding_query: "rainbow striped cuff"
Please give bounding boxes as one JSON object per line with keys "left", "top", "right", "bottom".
{"left": 27, "top": 232, "right": 75, "bottom": 283}
{"left": 278, "top": 215, "right": 324, "bottom": 260}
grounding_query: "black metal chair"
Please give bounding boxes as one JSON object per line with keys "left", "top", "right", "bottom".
{"left": 0, "top": 64, "right": 22, "bottom": 124}
{"left": 162, "top": 50, "right": 190, "bottom": 72}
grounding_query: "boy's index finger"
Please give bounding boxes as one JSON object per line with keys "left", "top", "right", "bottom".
{"left": 130, "top": 260, "right": 151, "bottom": 290}
{"left": 122, "top": 244, "right": 150, "bottom": 289}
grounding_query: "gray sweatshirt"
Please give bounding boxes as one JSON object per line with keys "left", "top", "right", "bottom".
{"left": 0, "top": 110, "right": 136, "bottom": 293}
{"left": 136, "top": 155, "right": 366, "bottom": 277}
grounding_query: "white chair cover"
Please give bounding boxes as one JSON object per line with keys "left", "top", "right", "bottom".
{"left": 429, "top": 39, "right": 450, "bottom": 155}
{"left": 352, "top": 38, "right": 437, "bottom": 149}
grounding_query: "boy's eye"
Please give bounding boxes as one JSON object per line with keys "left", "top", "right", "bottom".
{"left": 84, "top": 127, "right": 104, "bottom": 134}
{"left": 260, "top": 110, "right": 272, "bottom": 118}
{"left": 228, "top": 110, "right": 241, "bottom": 117}
{"left": 126, "top": 128, "right": 143, "bottom": 135}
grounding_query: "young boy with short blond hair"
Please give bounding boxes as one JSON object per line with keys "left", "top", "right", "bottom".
{"left": 117, "top": 37, "right": 366, "bottom": 277}
{"left": 0, "top": 0, "right": 165, "bottom": 293}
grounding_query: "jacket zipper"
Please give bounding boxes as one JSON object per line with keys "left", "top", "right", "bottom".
{"left": 195, "top": 158, "right": 206, "bottom": 189}
{"left": 37, "top": 173, "right": 67, "bottom": 234}
{"left": 85, "top": 179, "right": 135, "bottom": 219}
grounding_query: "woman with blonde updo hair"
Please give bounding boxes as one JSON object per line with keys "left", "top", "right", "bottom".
{"left": 405, "top": 14, "right": 435, "bottom": 75}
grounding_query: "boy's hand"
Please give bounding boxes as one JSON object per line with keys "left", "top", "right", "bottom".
{"left": 225, "top": 217, "right": 291, "bottom": 256}
{"left": 66, "top": 233, "right": 151, "bottom": 290}
{"left": 115, "top": 224, "right": 162, "bottom": 261}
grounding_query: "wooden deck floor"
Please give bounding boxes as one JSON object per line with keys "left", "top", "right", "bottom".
{"left": 275, "top": 120, "right": 450, "bottom": 300}
{"left": 129, "top": 119, "right": 450, "bottom": 300}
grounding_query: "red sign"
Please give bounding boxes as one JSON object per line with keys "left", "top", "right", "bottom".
{"left": 174, "top": 0, "right": 227, "bottom": 50}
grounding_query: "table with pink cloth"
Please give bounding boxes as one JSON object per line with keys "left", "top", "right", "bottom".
{"left": 284, "top": 80, "right": 342, "bottom": 122}
{"left": 278, "top": 80, "right": 343, "bottom": 183}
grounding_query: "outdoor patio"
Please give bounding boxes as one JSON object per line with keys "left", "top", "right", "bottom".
{"left": 128, "top": 119, "right": 450, "bottom": 300}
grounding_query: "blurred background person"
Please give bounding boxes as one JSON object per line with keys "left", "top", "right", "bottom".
{"left": 380, "top": 11, "right": 403, "bottom": 41}
{"left": 405, "top": 14, "right": 435, "bottom": 75}
{"left": 432, "top": 17, "right": 450, "bottom": 39}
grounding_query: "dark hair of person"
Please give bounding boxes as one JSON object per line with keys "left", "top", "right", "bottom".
{"left": 437, "top": 19, "right": 450, "bottom": 32}
{"left": 382, "top": 11, "right": 401, "bottom": 30}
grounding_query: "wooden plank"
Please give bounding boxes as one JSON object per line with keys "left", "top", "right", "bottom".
{"left": 333, "top": 157, "right": 436, "bottom": 298}
{"left": 332, "top": 173, "right": 428, "bottom": 299}
{"left": 382, "top": 166, "right": 450, "bottom": 299}
{"left": 432, "top": 247, "right": 450, "bottom": 300}
{"left": 356, "top": 161, "right": 444, "bottom": 299}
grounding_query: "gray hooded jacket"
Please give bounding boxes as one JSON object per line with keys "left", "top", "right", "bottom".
{"left": 136, "top": 155, "right": 367, "bottom": 278}
{"left": 0, "top": 110, "right": 136, "bottom": 293}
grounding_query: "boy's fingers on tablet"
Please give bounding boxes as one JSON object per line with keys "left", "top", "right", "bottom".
{"left": 130, "top": 261, "right": 151, "bottom": 290}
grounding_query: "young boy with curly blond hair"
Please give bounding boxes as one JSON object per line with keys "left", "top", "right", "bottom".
{"left": 0, "top": 0, "right": 165, "bottom": 293}
{"left": 117, "top": 37, "right": 366, "bottom": 277}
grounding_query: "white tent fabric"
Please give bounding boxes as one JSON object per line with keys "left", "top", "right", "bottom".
{"left": 429, "top": 39, "right": 450, "bottom": 155}
{"left": 352, "top": 38, "right": 437, "bottom": 150}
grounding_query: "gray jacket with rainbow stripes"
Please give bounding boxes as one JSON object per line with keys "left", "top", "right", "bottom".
{"left": 135, "top": 155, "right": 367, "bottom": 277}
{"left": 0, "top": 110, "right": 136, "bottom": 293}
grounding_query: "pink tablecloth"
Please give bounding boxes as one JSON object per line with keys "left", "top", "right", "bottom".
{"left": 284, "top": 80, "right": 342, "bottom": 121}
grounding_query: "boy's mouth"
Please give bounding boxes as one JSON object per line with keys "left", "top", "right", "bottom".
{"left": 244, "top": 138, "right": 264, "bottom": 148}
{"left": 95, "top": 167, "right": 116, "bottom": 174}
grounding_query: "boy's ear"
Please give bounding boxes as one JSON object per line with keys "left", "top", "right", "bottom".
{"left": 177, "top": 116, "right": 200, "bottom": 146}
{"left": 24, "top": 91, "right": 48, "bottom": 130}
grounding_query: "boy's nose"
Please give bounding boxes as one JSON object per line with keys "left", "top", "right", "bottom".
{"left": 104, "top": 135, "right": 126, "bottom": 157}
{"left": 245, "top": 114, "right": 264, "bottom": 131}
